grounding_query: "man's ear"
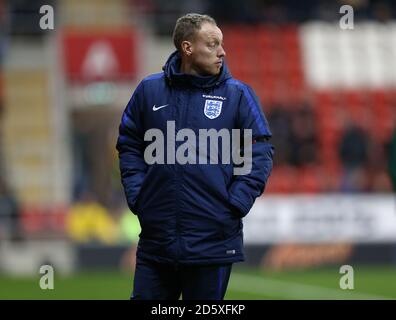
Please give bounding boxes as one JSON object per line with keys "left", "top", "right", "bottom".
{"left": 181, "top": 40, "right": 193, "bottom": 56}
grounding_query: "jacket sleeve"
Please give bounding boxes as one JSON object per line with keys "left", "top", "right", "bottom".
{"left": 228, "top": 84, "right": 274, "bottom": 217}
{"left": 116, "top": 82, "right": 147, "bottom": 214}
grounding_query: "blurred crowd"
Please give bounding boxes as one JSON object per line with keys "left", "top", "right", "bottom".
{"left": 134, "top": 0, "right": 396, "bottom": 35}
{"left": 3, "top": 0, "right": 395, "bottom": 37}
{"left": 268, "top": 104, "right": 396, "bottom": 193}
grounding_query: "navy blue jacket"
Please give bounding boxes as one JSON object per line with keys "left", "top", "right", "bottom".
{"left": 116, "top": 51, "right": 274, "bottom": 265}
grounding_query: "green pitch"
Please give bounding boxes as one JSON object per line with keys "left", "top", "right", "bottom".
{"left": 0, "top": 265, "right": 395, "bottom": 300}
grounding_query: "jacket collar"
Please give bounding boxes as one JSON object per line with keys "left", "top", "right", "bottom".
{"left": 162, "top": 50, "right": 232, "bottom": 89}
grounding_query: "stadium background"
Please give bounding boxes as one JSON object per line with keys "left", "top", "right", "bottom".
{"left": 0, "top": 0, "right": 396, "bottom": 299}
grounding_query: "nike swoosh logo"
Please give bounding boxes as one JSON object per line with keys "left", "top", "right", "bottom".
{"left": 152, "top": 104, "right": 169, "bottom": 111}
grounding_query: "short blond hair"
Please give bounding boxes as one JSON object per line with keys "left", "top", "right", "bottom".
{"left": 172, "top": 13, "right": 217, "bottom": 51}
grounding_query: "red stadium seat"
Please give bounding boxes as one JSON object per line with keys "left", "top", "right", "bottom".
{"left": 266, "top": 165, "right": 298, "bottom": 193}
{"left": 295, "top": 166, "right": 321, "bottom": 193}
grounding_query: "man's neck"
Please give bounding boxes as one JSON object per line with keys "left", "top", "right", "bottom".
{"left": 180, "top": 59, "right": 200, "bottom": 76}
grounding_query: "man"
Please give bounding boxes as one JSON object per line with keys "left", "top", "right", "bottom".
{"left": 116, "top": 13, "right": 274, "bottom": 300}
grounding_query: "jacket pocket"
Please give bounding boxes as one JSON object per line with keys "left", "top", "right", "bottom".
{"left": 132, "top": 166, "right": 155, "bottom": 215}
{"left": 221, "top": 210, "right": 242, "bottom": 240}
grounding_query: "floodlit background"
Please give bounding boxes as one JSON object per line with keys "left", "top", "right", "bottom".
{"left": 0, "top": 0, "right": 396, "bottom": 299}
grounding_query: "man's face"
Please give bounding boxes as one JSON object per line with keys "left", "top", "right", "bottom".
{"left": 188, "top": 22, "right": 226, "bottom": 76}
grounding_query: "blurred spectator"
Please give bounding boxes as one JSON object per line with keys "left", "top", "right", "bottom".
{"left": 389, "top": 127, "right": 396, "bottom": 192}
{"left": 0, "top": 180, "right": 20, "bottom": 240}
{"left": 267, "top": 104, "right": 318, "bottom": 168}
{"left": 339, "top": 125, "right": 369, "bottom": 169}
{"left": 371, "top": 0, "right": 394, "bottom": 21}
{"left": 267, "top": 107, "right": 292, "bottom": 165}
{"left": 289, "top": 105, "right": 318, "bottom": 166}
{"left": 338, "top": 125, "right": 371, "bottom": 192}
{"left": 366, "top": 133, "right": 392, "bottom": 192}
{"left": 66, "top": 192, "right": 118, "bottom": 245}
{"left": 340, "top": 167, "right": 371, "bottom": 192}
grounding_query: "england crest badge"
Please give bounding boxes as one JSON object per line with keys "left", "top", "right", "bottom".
{"left": 204, "top": 99, "right": 222, "bottom": 119}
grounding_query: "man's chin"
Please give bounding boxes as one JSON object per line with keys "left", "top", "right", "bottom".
{"left": 211, "top": 67, "right": 222, "bottom": 76}
{"left": 198, "top": 66, "right": 221, "bottom": 76}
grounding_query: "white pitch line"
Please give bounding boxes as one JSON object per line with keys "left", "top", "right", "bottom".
{"left": 228, "top": 272, "right": 391, "bottom": 300}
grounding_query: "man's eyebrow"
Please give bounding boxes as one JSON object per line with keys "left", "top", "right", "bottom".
{"left": 206, "top": 35, "right": 223, "bottom": 46}
{"left": 207, "top": 39, "right": 218, "bottom": 45}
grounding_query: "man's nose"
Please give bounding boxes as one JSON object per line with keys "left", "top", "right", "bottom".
{"left": 218, "top": 45, "right": 226, "bottom": 58}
